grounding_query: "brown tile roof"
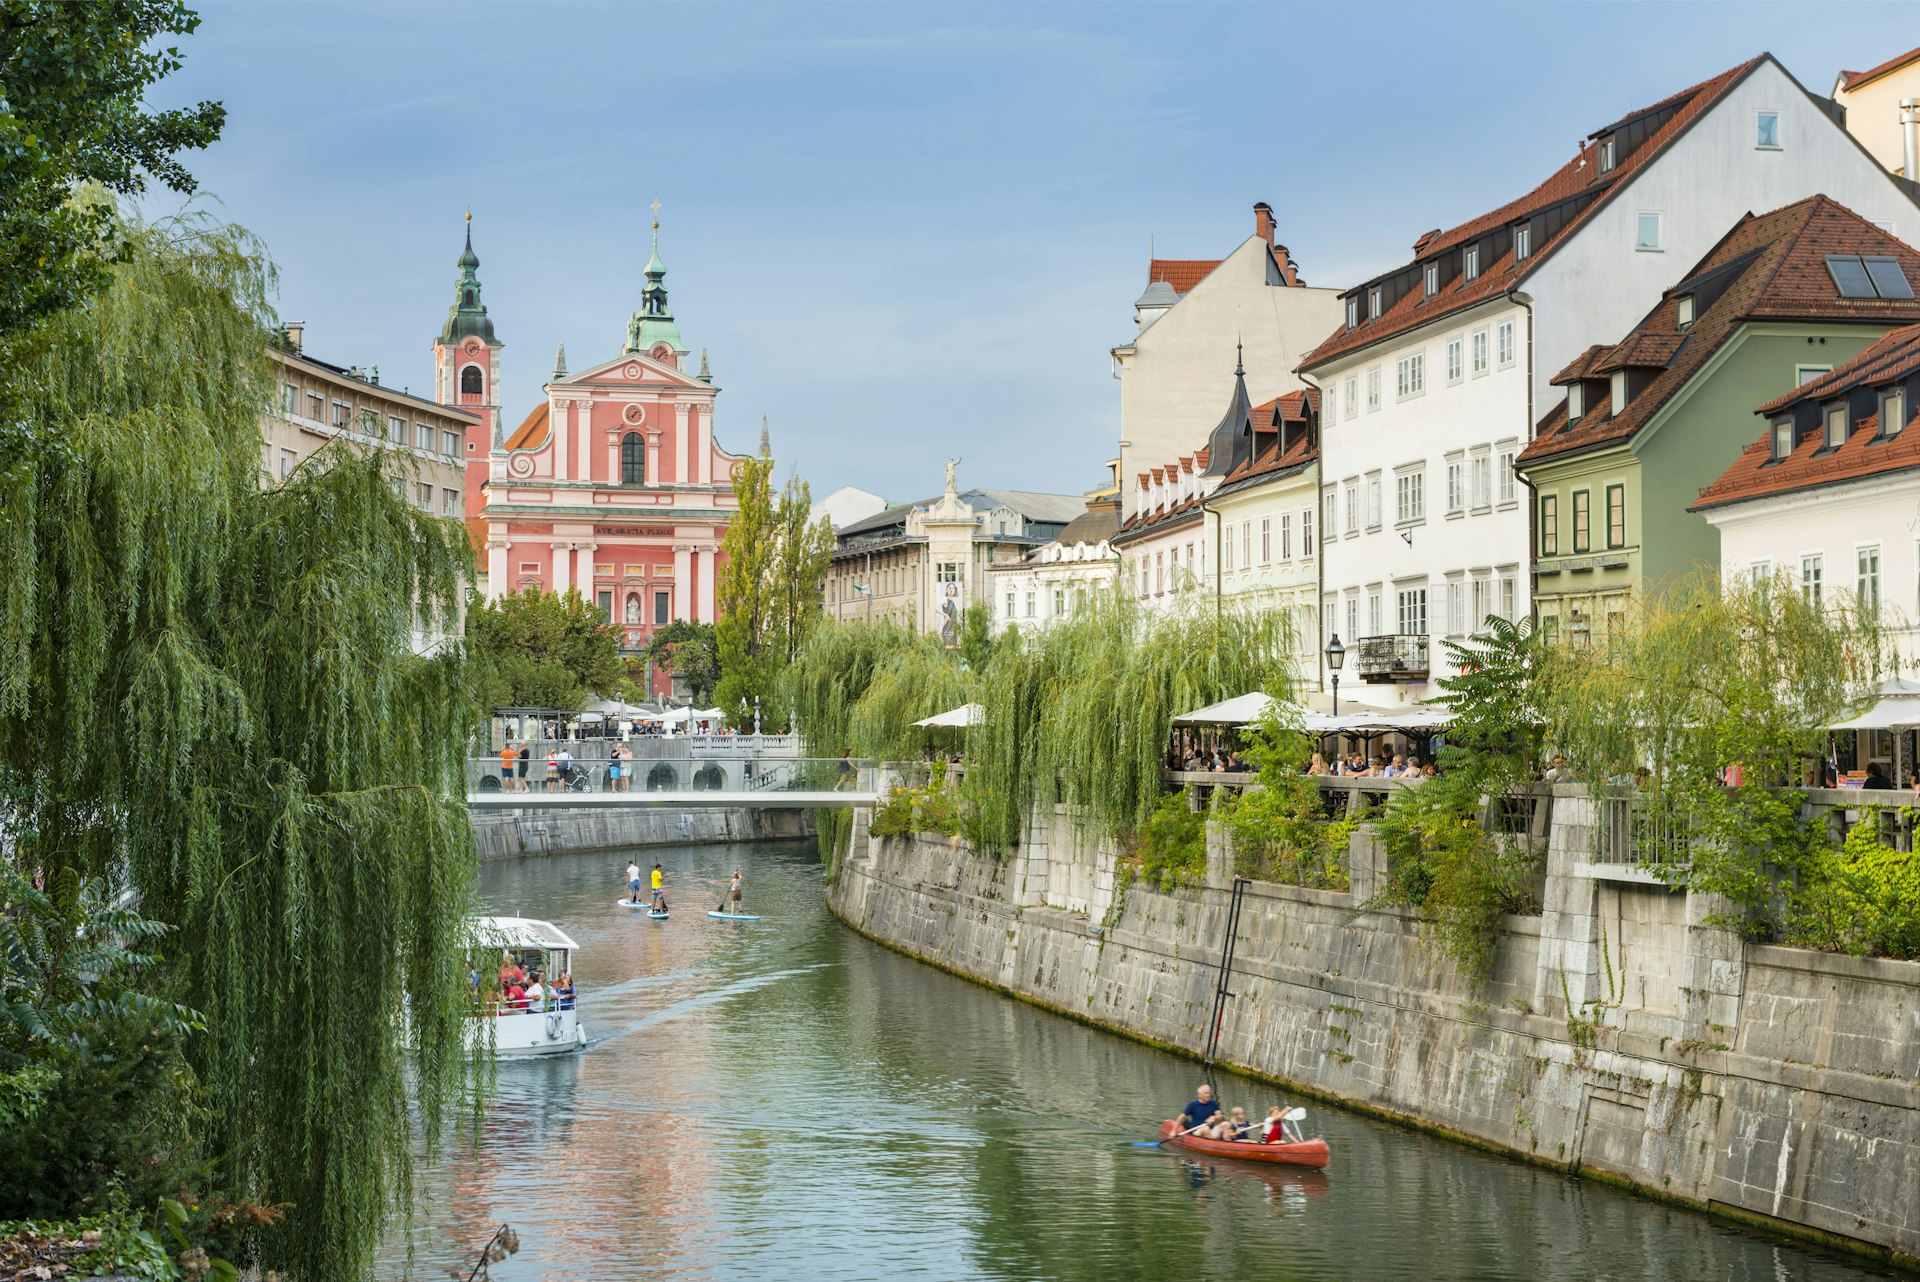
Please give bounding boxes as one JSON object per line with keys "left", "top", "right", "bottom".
{"left": 1517, "top": 195, "right": 1920, "bottom": 468}
{"left": 1217, "top": 390, "right": 1319, "bottom": 490}
{"left": 1692, "top": 326, "right": 1920, "bottom": 511}
{"left": 504, "top": 402, "right": 549, "bottom": 451}
{"left": 1837, "top": 45, "right": 1920, "bottom": 92}
{"left": 1148, "top": 259, "right": 1222, "bottom": 294}
{"left": 1301, "top": 57, "right": 1765, "bottom": 372}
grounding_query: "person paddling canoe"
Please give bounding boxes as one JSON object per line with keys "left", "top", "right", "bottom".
{"left": 1178, "top": 1083, "right": 1221, "bottom": 1135}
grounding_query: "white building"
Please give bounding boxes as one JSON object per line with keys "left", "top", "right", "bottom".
{"left": 1204, "top": 388, "right": 1321, "bottom": 672}
{"left": 1112, "top": 202, "right": 1343, "bottom": 519}
{"left": 810, "top": 484, "right": 889, "bottom": 532}
{"left": 986, "top": 493, "right": 1120, "bottom": 635}
{"left": 1301, "top": 53, "right": 1920, "bottom": 702}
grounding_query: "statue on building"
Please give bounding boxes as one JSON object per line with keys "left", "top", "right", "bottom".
{"left": 944, "top": 456, "right": 960, "bottom": 494}
{"left": 625, "top": 594, "right": 641, "bottom": 624}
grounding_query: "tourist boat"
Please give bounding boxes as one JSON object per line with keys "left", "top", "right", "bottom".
{"left": 471, "top": 916, "right": 588, "bottom": 1057}
{"left": 1158, "top": 1120, "right": 1331, "bottom": 1169}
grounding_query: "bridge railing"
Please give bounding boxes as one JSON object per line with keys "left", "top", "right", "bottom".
{"left": 468, "top": 756, "right": 876, "bottom": 796}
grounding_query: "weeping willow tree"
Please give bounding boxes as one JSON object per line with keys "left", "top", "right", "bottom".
{"left": 1538, "top": 571, "right": 1889, "bottom": 933}
{"left": 0, "top": 209, "right": 483, "bottom": 1280}
{"left": 783, "top": 619, "right": 974, "bottom": 762}
{"left": 967, "top": 590, "right": 1295, "bottom": 855}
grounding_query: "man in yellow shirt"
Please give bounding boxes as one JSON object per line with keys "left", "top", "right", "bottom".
{"left": 649, "top": 863, "right": 665, "bottom": 911}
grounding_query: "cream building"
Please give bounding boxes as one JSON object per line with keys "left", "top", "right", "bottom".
{"left": 987, "top": 487, "right": 1120, "bottom": 635}
{"left": 824, "top": 464, "right": 1085, "bottom": 642}
{"left": 263, "top": 326, "right": 476, "bottom": 514}
{"left": 1833, "top": 46, "right": 1920, "bottom": 177}
{"left": 1204, "top": 388, "right": 1321, "bottom": 674}
{"left": 1111, "top": 202, "right": 1343, "bottom": 519}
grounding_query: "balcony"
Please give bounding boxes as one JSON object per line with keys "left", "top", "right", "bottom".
{"left": 1354, "top": 633, "right": 1429, "bottom": 682}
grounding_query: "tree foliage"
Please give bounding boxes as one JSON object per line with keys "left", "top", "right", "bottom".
{"left": 715, "top": 460, "right": 831, "bottom": 728}
{"left": 644, "top": 619, "right": 719, "bottom": 704}
{"left": 0, "top": 210, "right": 484, "bottom": 1280}
{"left": 784, "top": 620, "right": 972, "bottom": 763}
{"left": 466, "top": 586, "right": 624, "bottom": 711}
{"left": 0, "top": 1, "right": 225, "bottom": 350}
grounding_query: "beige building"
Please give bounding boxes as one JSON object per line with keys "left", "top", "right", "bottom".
{"left": 1110, "top": 202, "right": 1343, "bottom": 519}
{"left": 262, "top": 325, "right": 477, "bottom": 515}
{"left": 1833, "top": 46, "right": 1920, "bottom": 177}
{"left": 824, "top": 464, "right": 1085, "bottom": 642}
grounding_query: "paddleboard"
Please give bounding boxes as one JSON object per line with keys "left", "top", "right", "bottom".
{"left": 648, "top": 910, "right": 669, "bottom": 920}
{"left": 615, "top": 899, "right": 652, "bottom": 908}
{"left": 707, "top": 911, "right": 761, "bottom": 921}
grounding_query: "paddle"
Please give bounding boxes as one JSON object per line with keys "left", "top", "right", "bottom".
{"left": 1128, "top": 1106, "right": 1305, "bottom": 1148}
{"left": 1129, "top": 1118, "right": 1221, "bottom": 1149}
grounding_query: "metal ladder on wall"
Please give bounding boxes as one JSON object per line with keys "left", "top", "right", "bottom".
{"left": 1202, "top": 876, "right": 1252, "bottom": 1090}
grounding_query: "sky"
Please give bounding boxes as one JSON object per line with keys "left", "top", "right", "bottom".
{"left": 149, "top": 1, "right": 1919, "bottom": 504}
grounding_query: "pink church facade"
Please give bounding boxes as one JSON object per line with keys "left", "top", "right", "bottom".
{"left": 434, "top": 218, "right": 749, "bottom": 692}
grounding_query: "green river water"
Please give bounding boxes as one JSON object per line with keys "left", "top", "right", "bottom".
{"left": 377, "top": 839, "right": 1905, "bottom": 1281}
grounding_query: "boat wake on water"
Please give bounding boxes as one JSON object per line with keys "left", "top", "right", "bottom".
{"left": 587, "top": 962, "right": 837, "bottom": 1049}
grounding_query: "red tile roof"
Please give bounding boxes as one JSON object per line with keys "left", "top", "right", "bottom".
{"left": 1217, "top": 390, "right": 1319, "bottom": 490}
{"left": 1517, "top": 195, "right": 1920, "bottom": 468}
{"left": 1301, "top": 57, "right": 1765, "bottom": 372}
{"left": 1837, "top": 45, "right": 1920, "bottom": 92}
{"left": 503, "top": 402, "right": 549, "bottom": 451}
{"left": 1148, "top": 259, "right": 1222, "bottom": 294}
{"left": 1693, "top": 323, "right": 1920, "bottom": 511}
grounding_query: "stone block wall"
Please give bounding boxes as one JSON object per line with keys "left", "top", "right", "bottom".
{"left": 827, "top": 799, "right": 1920, "bottom": 1265}
{"left": 470, "top": 806, "right": 812, "bottom": 860}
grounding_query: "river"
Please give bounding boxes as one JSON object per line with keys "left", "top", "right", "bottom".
{"left": 379, "top": 839, "right": 1904, "bottom": 1281}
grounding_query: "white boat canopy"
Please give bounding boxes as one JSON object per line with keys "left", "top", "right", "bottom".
{"left": 1829, "top": 677, "right": 1920, "bottom": 731}
{"left": 471, "top": 916, "right": 581, "bottom": 952}
{"left": 913, "top": 703, "right": 984, "bottom": 728}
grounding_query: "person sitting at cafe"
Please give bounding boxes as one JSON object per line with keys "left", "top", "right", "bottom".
{"left": 1307, "top": 752, "right": 1330, "bottom": 776}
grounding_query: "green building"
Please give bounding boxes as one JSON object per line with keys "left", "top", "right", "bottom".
{"left": 1515, "top": 195, "right": 1920, "bottom": 643}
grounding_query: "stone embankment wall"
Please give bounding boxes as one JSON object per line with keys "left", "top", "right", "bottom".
{"left": 825, "top": 792, "right": 1920, "bottom": 1265}
{"left": 471, "top": 807, "right": 812, "bottom": 860}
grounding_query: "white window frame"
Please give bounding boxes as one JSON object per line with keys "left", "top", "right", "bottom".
{"left": 1513, "top": 224, "right": 1531, "bottom": 261}
{"left": 1366, "top": 367, "right": 1381, "bottom": 412}
{"left": 1259, "top": 517, "right": 1271, "bottom": 564}
{"left": 1567, "top": 382, "right": 1585, "bottom": 422}
{"left": 1367, "top": 590, "right": 1382, "bottom": 636}
{"left": 1771, "top": 415, "right": 1794, "bottom": 460}
{"left": 1368, "top": 286, "right": 1382, "bottom": 320}
{"left": 1796, "top": 364, "right": 1831, "bottom": 387}
{"left": 1676, "top": 295, "right": 1695, "bottom": 329}
{"left": 1464, "top": 244, "right": 1480, "bottom": 281}
{"left": 1857, "top": 543, "right": 1882, "bottom": 610}
{"left": 1446, "top": 578, "right": 1466, "bottom": 637}
{"left": 1302, "top": 506, "right": 1313, "bottom": 556}
{"left": 1344, "top": 482, "right": 1359, "bottom": 535}
{"left": 1347, "top": 597, "right": 1359, "bottom": 640}
{"left": 1471, "top": 449, "right": 1492, "bottom": 512}
{"left": 1346, "top": 297, "right": 1360, "bottom": 329}
{"left": 1395, "top": 466, "right": 1425, "bottom": 525}
{"left": 1424, "top": 262, "right": 1440, "bottom": 297}
{"left": 1748, "top": 558, "right": 1773, "bottom": 588}
{"left": 1500, "top": 573, "right": 1517, "bottom": 622}
{"left": 1880, "top": 386, "right": 1905, "bottom": 438}
{"left": 1396, "top": 586, "right": 1428, "bottom": 636}
{"left": 1446, "top": 337, "right": 1463, "bottom": 384}
{"left": 1755, "top": 109, "right": 1781, "bottom": 150}
{"left": 1365, "top": 473, "right": 1383, "bottom": 530}
{"left": 1343, "top": 375, "right": 1358, "bottom": 420}
{"left": 1823, "top": 401, "right": 1848, "bottom": 450}
{"left": 1610, "top": 369, "right": 1628, "bottom": 413}
{"left": 1445, "top": 456, "right": 1464, "bottom": 516}
{"left": 1396, "top": 352, "right": 1425, "bottom": 400}
{"left": 1495, "top": 444, "right": 1517, "bottom": 506}
{"left": 1635, "top": 210, "right": 1663, "bottom": 252}
{"left": 1800, "top": 552, "right": 1823, "bottom": 606}
{"left": 1497, "top": 320, "right": 1515, "bottom": 369}
{"left": 1470, "top": 328, "right": 1489, "bottom": 376}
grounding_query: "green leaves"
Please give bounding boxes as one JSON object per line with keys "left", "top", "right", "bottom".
{"left": 466, "top": 586, "right": 625, "bottom": 711}
{"left": 714, "top": 461, "right": 830, "bottom": 728}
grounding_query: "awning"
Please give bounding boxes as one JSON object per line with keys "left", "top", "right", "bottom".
{"left": 1172, "top": 692, "right": 1283, "bottom": 726}
{"left": 1172, "top": 691, "right": 1435, "bottom": 732}
{"left": 471, "top": 915, "right": 580, "bottom": 951}
{"left": 1830, "top": 678, "right": 1920, "bottom": 731}
{"left": 914, "top": 703, "right": 983, "bottom": 728}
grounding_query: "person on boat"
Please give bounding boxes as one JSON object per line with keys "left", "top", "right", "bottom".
{"left": 552, "top": 972, "right": 574, "bottom": 1010}
{"left": 1261, "top": 1106, "right": 1289, "bottom": 1143}
{"left": 627, "top": 860, "right": 643, "bottom": 905}
{"left": 650, "top": 862, "right": 666, "bottom": 911}
{"left": 1212, "top": 1107, "right": 1250, "bottom": 1140}
{"left": 524, "top": 973, "right": 545, "bottom": 1011}
{"left": 501, "top": 977, "right": 526, "bottom": 1013}
{"left": 1179, "top": 1084, "right": 1221, "bottom": 1133}
{"left": 499, "top": 951, "right": 526, "bottom": 988}
{"left": 728, "top": 869, "right": 743, "bottom": 912}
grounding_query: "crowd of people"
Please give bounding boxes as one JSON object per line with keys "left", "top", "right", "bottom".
{"left": 476, "top": 952, "right": 575, "bottom": 1014}
{"left": 1307, "top": 750, "right": 1436, "bottom": 780}
{"left": 1175, "top": 1084, "right": 1302, "bottom": 1144}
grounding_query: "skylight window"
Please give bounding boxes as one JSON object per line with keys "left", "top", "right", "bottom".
{"left": 1826, "top": 254, "right": 1915, "bottom": 299}
{"left": 1676, "top": 295, "right": 1695, "bottom": 329}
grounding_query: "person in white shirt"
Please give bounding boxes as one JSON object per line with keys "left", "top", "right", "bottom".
{"left": 523, "top": 975, "right": 545, "bottom": 1011}
{"left": 626, "top": 860, "right": 643, "bottom": 904}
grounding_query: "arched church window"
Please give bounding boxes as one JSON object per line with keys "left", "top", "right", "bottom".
{"left": 462, "top": 289, "right": 475, "bottom": 306}
{"left": 621, "top": 433, "right": 646, "bottom": 486}
{"left": 460, "top": 365, "right": 483, "bottom": 396}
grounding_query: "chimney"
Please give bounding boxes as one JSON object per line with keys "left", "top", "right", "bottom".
{"left": 284, "top": 321, "right": 304, "bottom": 353}
{"left": 1254, "top": 202, "right": 1275, "bottom": 246}
{"left": 1903, "top": 99, "right": 1919, "bottom": 179}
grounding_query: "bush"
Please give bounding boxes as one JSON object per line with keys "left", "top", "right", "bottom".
{"left": 1127, "top": 790, "right": 1208, "bottom": 891}
{"left": 1784, "top": 808, "right": 1920, "bottom": 959}
{"left": 1219, "top": 712, "right": 1355, "bottom": 891}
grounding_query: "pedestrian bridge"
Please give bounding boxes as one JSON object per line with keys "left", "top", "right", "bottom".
{"left": 466, "top": 755, "right": 878, "bottom": 809}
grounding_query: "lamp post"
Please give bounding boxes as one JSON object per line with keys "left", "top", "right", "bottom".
{"left": 1325, "top": 633, "right": 1346, "bottom": 717}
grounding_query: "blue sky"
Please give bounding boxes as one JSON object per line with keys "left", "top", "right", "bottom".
{"left": 151, "top": 1, "right": 1918, "bottom": 503}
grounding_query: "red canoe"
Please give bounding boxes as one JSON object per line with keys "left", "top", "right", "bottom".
{"left": 1159, "top": 1119, "right": 1331, "bottom": 1169}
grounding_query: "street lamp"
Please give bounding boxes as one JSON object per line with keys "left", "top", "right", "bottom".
{"left": 1325, "top": 633, "right": 1346, "bottom": 717}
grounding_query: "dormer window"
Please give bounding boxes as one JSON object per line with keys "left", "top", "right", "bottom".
{"left": 1599, "top": 136, "right": 1616, "bottom": 173}
{"left": 1881, "top": 387, "right": 1907, "bottom": 438}
{"left": 1567, "top": 382, "right": 1585, "bottom": 423}
{"left": 1424, "top": 262, "right": 1440, "bottom": 297}
{"left": 1610, "top": 370, "right": 1627, "bottom": 413}
{"left": 1368, "top": 287, "right": 1382, "bottom": 320}
{"left": 1514, "top": 224, "right": 1532, "bottom": 262}
{"left": 1771, "top": 416, "right": 1793, "bottom": 461}
{"left": 1676, "top": 295, "right": 1695, "bottom": 329}
{"left": 1346, "top": 296, "right": 1359, "bottom": 329}
{"left": 1463, "top": 245, "right": 1480, "bottom": 282}
{"left": 1823, "top": 401, "right": 1848, "bottom": 450}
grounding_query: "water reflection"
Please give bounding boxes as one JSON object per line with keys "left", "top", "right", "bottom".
{"left": 378, "top": 841, "right": 1900, "bottom": 1282}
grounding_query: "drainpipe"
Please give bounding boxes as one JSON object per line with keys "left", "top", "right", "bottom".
{"left": 1513, "top": 289, "right": 1537, "bottom": 628}
{"left": 1903, "top": 99, "right": 1920, "bottom": 180}
{"left": 1298, "top": 370, "right": 1327, "bottom": 696}
{"left": 1200, "top": 488, "right": 1222, "bottom": 621}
